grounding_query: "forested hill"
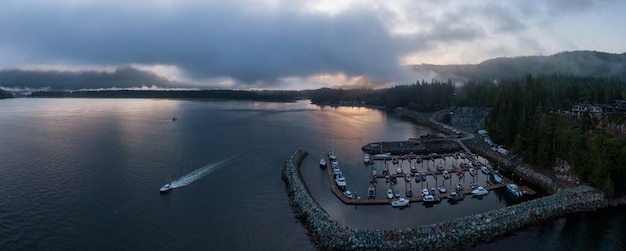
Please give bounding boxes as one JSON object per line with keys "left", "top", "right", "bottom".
{"left": 411, "top": 51, "right": 626, "bottom": 81}
{"left": 28, "top": 89, "right": 298, "bottom": 102}
{"left": 0, "top": 88, "right": 13, "bottom": 99}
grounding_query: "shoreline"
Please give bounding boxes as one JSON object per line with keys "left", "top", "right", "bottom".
{"left": 282, "top": 148, "right": 608, "bottom": 250}
{"left": 283, "top": 106, "right": 616, "bottom": 250}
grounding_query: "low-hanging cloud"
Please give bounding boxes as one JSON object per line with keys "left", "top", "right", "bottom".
{"left": 0, "top": 0, "right": 412, "bottom": 88}
{"left": 0, "top": 0, "right": 623, "bottom": 90}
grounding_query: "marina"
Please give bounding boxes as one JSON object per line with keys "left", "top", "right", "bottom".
{"left": 326, "top": 148, "right": 535, "bottom": 206}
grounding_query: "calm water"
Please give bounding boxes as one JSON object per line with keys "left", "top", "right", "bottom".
{"left": 0, "top": 98, "right": 623, "bottom": 250}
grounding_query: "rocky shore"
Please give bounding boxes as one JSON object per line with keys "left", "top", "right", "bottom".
{"left": 282, "top": 148, "right": 608, "bottom": 250}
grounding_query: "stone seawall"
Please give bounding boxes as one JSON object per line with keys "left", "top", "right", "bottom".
{"left": 282, "top": 148, "right": 609, "bottom": 250}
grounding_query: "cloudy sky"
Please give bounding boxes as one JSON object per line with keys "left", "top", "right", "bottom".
{"left": 1, "top": 0, "right": 625, "bottom": 90}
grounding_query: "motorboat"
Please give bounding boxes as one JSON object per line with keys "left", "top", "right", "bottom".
{"left": 493, "top": 174, "right": 503, "bottom": 184}
{"left": 459, "top": 153, "right": 466, "bottom": 159}
{"left": 363, "top": 154, "right": 371, "bottom": 164}
{"left": 405, "top": 173, "right": 412, "bottom": 182}
{"left": 471, "top": 186, "right": 489, "bottom": 196}
{"left": 368, "top": 185, "right": 376, "bottom": 198}
{"left": 387, "top": 189, "right": 394, "bottom": 199}
{"left": 421, "top": 188, "right": 430, "bottom": 196}
{"left": 328, "top": 151, "right": 336, "bottom": 161}
{"left": 372, "top": 167, "right": 377, "bottom": 176}
{"left": 443, "top": 170, "right": 450, "bottom": 179}
{"left": 333, "top": 167, "right": 342, "bottom": 177}
{"left": 392, "top": 158, "right": 399, "bottom": 165}
{"left": 438, "top": 185, "right": 447, "bottom": 193}
{"left": 420, "top": 172, "right": 427, "bottom": 181}
{"left": 481, "top": 166, "right": 490, "bottom": 174}
{"left": 335, "top": 175, "right": 347, "bottom": 190}
{"left": 160, "top": 183, "right": 173, "bottom": 194}
{"left": 410, "top": 165, "right": 417, "bottom": 173}
{"left": 319, "top": 158, "right": 327, "bottom": 168}
{"left": 469, "top": 182, "right": 479, "bottom": 189}
{"left": 436, "top": 165, "right": 444, "bottom": 172}
{"left": 455, "top": 183, "right": 464, "bottom": 191}
{"left": 414, "top": 173, "right": 421, "bottom": 183}
{"left": 422, "top": 194, "right": 440, "bottom": 203}
{"left": 373, "top": 152, "right": 392, "bottom": 160}
{"left": 394, "top": 190, "right": 401, "bottom": 198}
{"left": 396, "top": 167, "right": 403, "bottom": 174}
{"left": 391, "top": 197, "right": 410, "bottom": 207}
{"left": 415, "top": 156, "right": 422, "bottom": 163}
{"left": 343, "top": 190, "right": 354, "bottom": 199}
{"left": 506, "top": 183, "right": 524, "bottom": 197}
{"left": 448, "top": 191, "right": 465, "bottom": 203}
{"left": 405, "top": 189, "right": 413, "bottom": 197}
{"left": 460, "top": 162, "right": 470, "bottom": 169}
{"left": 469, "top": 168, "right": 477, "bottom": 176}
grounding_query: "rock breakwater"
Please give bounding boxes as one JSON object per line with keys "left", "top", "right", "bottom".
{"left": 283, "top": 148, "right": 608, "bottom": 250}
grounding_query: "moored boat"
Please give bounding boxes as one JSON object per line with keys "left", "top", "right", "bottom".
{"left": 438, "top": 185, "right": 447, "bottom": 193}
{"left": 443, "top": 170, "right": 450, "bottom": 179}
{"left": 391, "top": 197, "right": 410, "bottom": 207}
{"left": 422, "top": 194, "right": 441, "bottom": 204}
{"left": 455, "top": 183, "right": 464, "bottom": 191}
{"left": 492, "top": 174, "right": 503, "bottom": 183}
{"left": 387, "top": 189, "right": 394, "bottom": 199}
{"left": 435, "top": 165, "right": 444, "bottom": 172}
{"left": 448, "top": 191, "right": 465, "bottom": 203}
{"left": 368, "top": 185, "right": 376, "bottom": 198}
{"left": 394, "top": 190, "right": 401, "bottom": 198}
{"left": 481, "top": 166, "right": 490, "bottom": 174}
{"left": 363, "top": 154, "right": 371, "bottom": 164}
{"left": 405, "top": 173, "right": 411, "bottom": 182}
{"left": 319, "top": 158, "right": 327, "bottom": 168}
{"left": 506, "top": 183, "right": 524, "bottom": 197}
{"left": 335, "top": 175, "right": 347, "bottom": 190}
{"left": 471, "top": 186, "right": 489, "bottom": 196}
{"left": 421, "top": 188, "right": 430, "bottom": 196}
{"left": 469, "top": 168, "right": 477, "bottom": 176}
{"left": 343, "top": 190, "right": 353, "bottom": 199}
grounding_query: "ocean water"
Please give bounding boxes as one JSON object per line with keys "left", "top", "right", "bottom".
{"left": 0, "top": 98, "right": 623, "bottom": 250}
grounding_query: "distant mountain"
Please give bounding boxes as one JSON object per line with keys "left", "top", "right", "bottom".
{"left": 0, "top": 66, "right": 177, "bottom": 91}
{"left": 411, "top": 51, "right": 626, "bottom": 81}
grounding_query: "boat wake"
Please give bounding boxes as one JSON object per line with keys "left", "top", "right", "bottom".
{"left": 168, "top": 157, "right": 235, "bottom": 189}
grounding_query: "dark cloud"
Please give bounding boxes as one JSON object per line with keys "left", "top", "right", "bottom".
{"left": 0, "top": 1, "right": 410, "bottom": 87}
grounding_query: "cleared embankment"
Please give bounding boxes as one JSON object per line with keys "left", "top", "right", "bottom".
{"left": 282, "top": 149, "right": 608, "bottom": 250}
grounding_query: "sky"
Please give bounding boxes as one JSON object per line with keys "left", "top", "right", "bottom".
{"left": 1, "top": 0, "right": 625, "bottom": 90}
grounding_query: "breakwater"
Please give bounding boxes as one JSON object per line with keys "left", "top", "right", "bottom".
{"left": 282, "top": 148, "right": 608, "bottom": 250}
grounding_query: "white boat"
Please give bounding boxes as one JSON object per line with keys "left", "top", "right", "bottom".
{"left": 392, "top": 158, "right": 399, "bottom": 165}
{"left": 410, "top": 165, "right": 417, "bottom": 173}
{"left": 459, "top": 153, "right": 466, "bottom": 159}
{"left": 396, "top": 167, "right": 403, "bottom": 174}
{"left": 391, "top": 197, "right": 410, "bottom": 207}
{"left": 438, "top": 185, "right": 447, "bottom": 193}
{"left": 328, "top": 151, "right": 336, "bottom": 161}
{"left": 469, "top": 168, "right": 477, "bottom": 176}
{"left": 471, "top": 186, "right": 489, "bottom": 196}
{"left": 372, "top": 167, "right": 377, "bottom": 176}
{"left": 363, "top": 154, "right": 371, "bottom": 164}
{"left": 335, "top": 175, "right": 347, "bottom": 190}
{"left": 394, "top": 190, "right": 401, "bottom": 198}
{"left": 481, "top": 166, "right": 490, "bottom": 174}
{"left": 506, "top": 183, "right": 523, "bottom": 197}
{"left": 373, "top": 152, "right": 392, "bottom": 160}
{"left": 368, "top": 185, "right": 376, "bottom": 198}
{"left": 493, "top": 174, "right": 503, "bottom": 183}
{"left": 343, "top": 190, "right": 354, "bottom": 199}
{"left": 387, "top": 189, "right": 394, "bottom": 199}
{"left": 160, "top": 183, "right": 172, "bottom": 194}
{"left": 319, "top": 158, "right": 327, "bottom": 168}
{"left": 435, "top": 165, "right": 444, "bottom": 172}
{"left": 422, "top": 194, "right": 440, "bottom": 203}
{"left": 421, "top": 188, "right": 430, "bottom": 196}
{"left": 442, "top": 170, "right": 450, "bottom": 179}
{"left": 405, "top": 173, "right": 412, "bottom": 182}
